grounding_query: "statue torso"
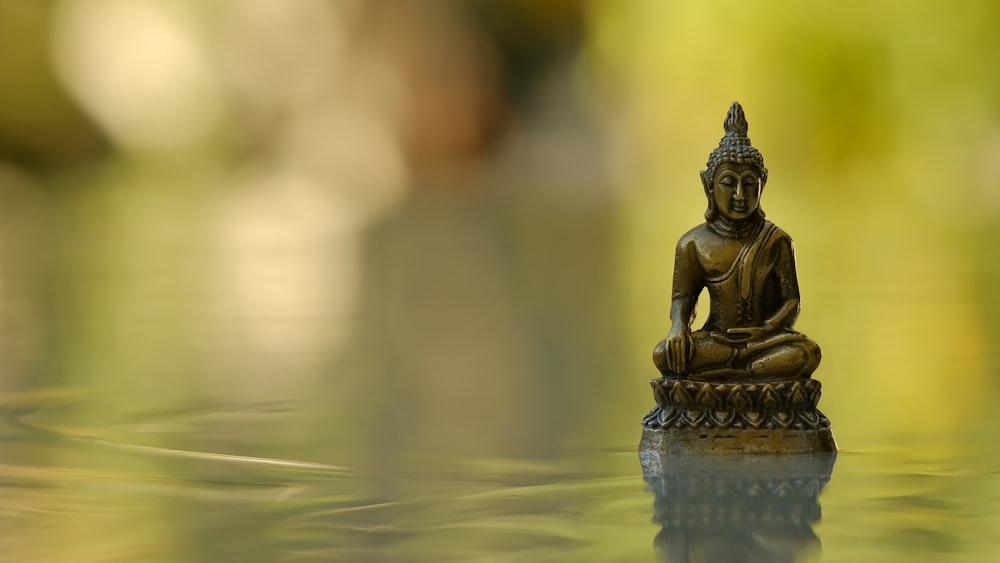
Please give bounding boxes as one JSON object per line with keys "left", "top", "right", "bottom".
{"left": 683, "top": 220, "right": 787, "bottom": 331}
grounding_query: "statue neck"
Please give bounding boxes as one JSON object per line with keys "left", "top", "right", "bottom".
{"left": 707, "top": 212, "right": 764, "bottom": 239}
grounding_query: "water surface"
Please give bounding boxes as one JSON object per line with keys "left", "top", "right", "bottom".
{"left": 2, "top": 390, "right": 998, "bottom": 561}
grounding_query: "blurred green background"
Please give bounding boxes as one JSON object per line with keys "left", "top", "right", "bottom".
{"left": 1, "top": 0, "right": 1000, "bottom": 560}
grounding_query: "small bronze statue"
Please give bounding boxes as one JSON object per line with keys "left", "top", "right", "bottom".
{"left": 641, "top": 102, "right": 836, "bottom": 454}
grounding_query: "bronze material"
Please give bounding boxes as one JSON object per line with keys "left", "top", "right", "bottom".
{"left": 643, "top": 102, "right": 835, "bottom": 453}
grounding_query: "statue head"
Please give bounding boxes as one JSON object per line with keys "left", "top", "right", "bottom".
{"left": 701, "top": 102, "right": 768, "bottom": 222}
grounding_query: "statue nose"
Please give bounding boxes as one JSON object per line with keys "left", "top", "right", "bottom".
{"left": 734, "top": 182, "right": 746, "bottom": 199}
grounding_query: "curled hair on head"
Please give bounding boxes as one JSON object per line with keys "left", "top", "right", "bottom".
{"left": 700, "top": 102, "right": 768, "bottom": 220}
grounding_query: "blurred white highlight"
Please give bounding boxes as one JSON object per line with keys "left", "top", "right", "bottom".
{"left": 52, "top": 0, "right": 222, "bottom": 151}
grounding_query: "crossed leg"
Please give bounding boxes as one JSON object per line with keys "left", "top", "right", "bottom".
{"left": 653, "top": 331, "right": 821, "bottom": 381}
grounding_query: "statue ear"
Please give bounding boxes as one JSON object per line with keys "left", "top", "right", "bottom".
{"left": 701, "top": 171, "right": 716, "bottom": 221}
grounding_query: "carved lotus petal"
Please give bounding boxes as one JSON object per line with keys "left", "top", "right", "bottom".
{"left": 773, "top": 411, "right": 793, "bottom": 428}
{"left": 743, "top": 410, "right": 764, "bottom": 429}
{"left": 670, "top": 383, "right": 693, "bottom": 407}
{"left": 658, "top": 406, "right": 678, "bottom": 426}
{"left": 761, "top": 384, "right": 780, "bottom": 412}
{"left": 711, "top": 409, "right": 735, "bottom": 427}
{"left": 696, "top": 384, "right": 721, "bottom": 409}
{"left": 805, "top": 381, "right": 822, "bottom": 405}
{"left": 642, "top": 406, "right": 660, "bottom": 426}
{"left": 799, "top": 410, "right": 819, "bottom": 427}
{"left": 789, "top": 383, "right": 808, "bottom": 409}
{"left": 817, "top": 411, "right": 831, "bottom": 428}
{"left": 651, "top": 385, "right": 666, "bottom": 407}
{"left": 810, "top": 386, "right": 822, "bottom": 406}
{"left": 683, "top": 409, "right": 705, "bottom": 426}
{"left": 727, "top": 387, "right": 751, "bottom": 411}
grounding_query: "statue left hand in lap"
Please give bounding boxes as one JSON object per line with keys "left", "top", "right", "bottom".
{"left": 653, "top": 102, "right": 821, "bottom": 382}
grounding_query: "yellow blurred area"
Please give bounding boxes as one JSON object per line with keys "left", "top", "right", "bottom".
{"left": 584, "top": 0, "right": 1000, "bottom": 448}
{"left": 0, "top": 0, "right": 995, "bottom": 453}
{"left": 0, "top": 0, "right": 995, "bottom": 455}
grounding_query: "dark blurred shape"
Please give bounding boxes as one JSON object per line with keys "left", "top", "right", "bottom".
{"left": 357, "top": 0, "right": 587, "bottom": 171}
{"left": 359, "top": 1, "right": 508, "bottom": 171}
{"left": 463, "top": 0, "right": 586, "bottom": 105}
{"left": 643, "top": 453, "right": 835, "bottom": 562}
{"left": 0, "top": 2, "right": 107, "bottom": 168}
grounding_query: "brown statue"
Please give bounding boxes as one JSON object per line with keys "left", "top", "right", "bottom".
{"left": 641, "top": 102, "right": 835, "bottom": 454}
{"left": 652, "top": 102, "right": 821, "bottom": 382}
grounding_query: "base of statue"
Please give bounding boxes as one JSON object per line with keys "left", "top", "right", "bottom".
{"left": 640, "top": 377, "right": 837, "bottom": 454}
{"left": 640, "top": 426, "right": 837, "bottom": 455}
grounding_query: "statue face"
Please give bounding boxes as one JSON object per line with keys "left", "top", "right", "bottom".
{"left": 711, "top": 162, "right": 761, "bottom": 221}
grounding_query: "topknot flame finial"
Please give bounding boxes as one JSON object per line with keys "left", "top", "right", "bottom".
{"left": 701, "top": 101, "right": 768, "bottom": 205}
{"left": 723, "top": 101, "right": 749, "bottom": 137}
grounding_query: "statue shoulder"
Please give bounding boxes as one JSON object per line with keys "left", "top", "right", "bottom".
{"left": 761, "top": 221, "right": 797, "bottom": 261}
{"left": 676, "top": 223, "right": 711, "bottom": 248}
{"left": 764, "top": 220, "right": 794, "bottom": 243}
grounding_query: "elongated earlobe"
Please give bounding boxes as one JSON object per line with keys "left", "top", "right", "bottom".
{"left": 701, "top": 172, "right": 717, "bottom": 221}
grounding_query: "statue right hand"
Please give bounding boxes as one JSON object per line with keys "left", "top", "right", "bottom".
{"left": 666, "top": 327, "right": 692, "bottom": 374}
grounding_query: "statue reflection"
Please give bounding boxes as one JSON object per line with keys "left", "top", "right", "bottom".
{"left": 641, "top": 452, "right": 835, "bottom": 562}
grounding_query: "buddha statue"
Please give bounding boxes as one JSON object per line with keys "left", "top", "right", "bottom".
{"left": 652, "top": 102, "right": 821, "bottom": 382}
{"left": 641, "top": 102, "right": 835, "bottom": 454}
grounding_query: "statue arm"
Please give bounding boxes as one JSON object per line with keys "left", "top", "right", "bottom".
{"left": 766, "top": 236, "right": 801, "bottom": 330}
{"left": 666, "top": 239, "right": 703, "bottom": 372}
{"left": 763, "top": 299, "right": 799, "bottom": 331}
